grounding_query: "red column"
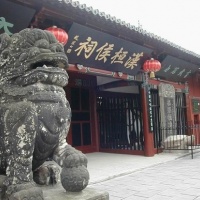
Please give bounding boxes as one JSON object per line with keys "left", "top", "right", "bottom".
{"left": 141, "top": 87, "right": 155, "bottom": 157}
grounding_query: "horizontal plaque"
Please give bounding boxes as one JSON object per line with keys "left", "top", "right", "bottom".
{"left": 65, "top": 23, "right": 152, "bottom": 76}
{"left": 157, "top": 55, "right": 198, "bottom": 82}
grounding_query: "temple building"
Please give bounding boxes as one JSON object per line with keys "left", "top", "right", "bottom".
{"left": 1, "top": 0, "right": 200, "bottom": 156}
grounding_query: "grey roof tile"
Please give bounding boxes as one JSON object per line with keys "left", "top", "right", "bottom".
{"left": 33, "top": 0, "right": 200, "bottom": 61}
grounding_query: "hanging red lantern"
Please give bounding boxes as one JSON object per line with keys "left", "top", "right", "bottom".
{"left": 46, "top": 26, "right": 68, "bottom": 45}
{"left": 143, "top": 58, "right": 161, "bottom": 78}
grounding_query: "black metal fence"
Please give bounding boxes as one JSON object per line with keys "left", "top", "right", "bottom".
{"left": 159, "top": 122, "right": 200, "bottom": 158}
{"left": 96, "top": 89, "right": 200, "bottom": 158}
{"left": 97, "top": 92, "right": 144, "bottom": 151}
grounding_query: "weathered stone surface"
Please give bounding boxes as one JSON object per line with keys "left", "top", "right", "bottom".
{"left": 9, "top": 187, "right": 44, "bottom": 200}
{"left": 159, "top": 83, "right": 176, "bottom": 138}
{"left": 0, "top": 186, "right": 110, "bottom": 200}
{"left": 43, "top": 185, "right": 109, "bottom": 200}
{"left": 0, "top": 28, "right": 89, "bottom": 199}
{"left": 0, "top": 175, "right": 6, "bottom": 188}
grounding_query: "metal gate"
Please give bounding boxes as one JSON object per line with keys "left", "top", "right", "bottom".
{"left": 97, "top": 92, "right": 144, "bottom": 151}
{"left": 151, "top": 89, "right": 162, "bottom": 149}
{"left": 176, "top": 92, "right": 187, "bottom": 134}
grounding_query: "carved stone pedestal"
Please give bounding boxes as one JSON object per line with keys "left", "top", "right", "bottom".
{"left": 0, "top": 181, "right": 109, "bottom": 200}
{"left": 43, "top": 185, "right": 109, "bottom": 200}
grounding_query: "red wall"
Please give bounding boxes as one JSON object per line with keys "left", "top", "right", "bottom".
{"left": 188, "top": 76, "right": 200, "bottom": 97}
{"left": 187, "top": 75, "right": 200, "bottom": 123}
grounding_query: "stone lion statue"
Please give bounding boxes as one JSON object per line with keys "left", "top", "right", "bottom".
{"left": 0, "top": 28, "right": 89, "bottom": 200}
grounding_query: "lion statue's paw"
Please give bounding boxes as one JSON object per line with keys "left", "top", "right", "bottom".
{"left": 33, "top": 163, "right": 60, "bottom": 186}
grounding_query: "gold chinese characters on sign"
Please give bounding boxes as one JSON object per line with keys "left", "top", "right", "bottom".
{"left": 66, "top": 35, "right": 144, "bottom": 70}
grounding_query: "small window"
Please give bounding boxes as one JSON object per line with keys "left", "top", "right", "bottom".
{"left": 71, "top": 88, "right": 80, "bottom": 110}
{"left": 72, "top": 123, "right": 81, "bottom": 146}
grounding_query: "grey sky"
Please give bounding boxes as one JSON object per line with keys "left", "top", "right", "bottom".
{"left": 76, "top": 0, "right": 200, "bottom": 55}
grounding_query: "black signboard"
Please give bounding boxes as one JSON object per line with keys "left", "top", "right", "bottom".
{"left": 0, "top": 0, "right": 35, "bottom": 35}
{"left": 146, "top": 86, "right": 153, "bottom": 132}
{"left": 65, "top": 23, "right": 152, "bottom": 75}
{"left": 157, "top": 55, "right": 198, "bottom": 82}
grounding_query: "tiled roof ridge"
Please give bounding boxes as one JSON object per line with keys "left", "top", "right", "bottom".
{"left": 48, "top": 0, "right": 200, "bottom": 59}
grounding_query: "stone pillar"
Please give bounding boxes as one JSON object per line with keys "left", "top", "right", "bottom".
{"left": 159, "top": 83, "right": 176, "bottom": 140}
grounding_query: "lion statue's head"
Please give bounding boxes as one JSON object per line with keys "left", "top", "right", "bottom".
{"left": 0, "top": 28, "right": 69, "bottom": 87}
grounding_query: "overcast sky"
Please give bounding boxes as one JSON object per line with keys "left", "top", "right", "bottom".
{"left": 77, "top": 0, "right": 200, "bottom": 55}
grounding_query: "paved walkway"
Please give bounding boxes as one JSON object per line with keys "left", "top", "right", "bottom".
{"left": 86, "top": 151, "right": 192, "bottom": 184}
{"left": 87, "top": 151, "right": 200, "bottom": 200}
{"left": 1, "top": 151, "right": 196, "bottom": 200}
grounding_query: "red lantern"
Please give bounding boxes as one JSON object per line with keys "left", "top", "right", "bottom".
{"left": 143, "top": 58, "right": 161, "bottom": 78}
{"left": 46, "top": 26, "right": 68, "bottom": 45}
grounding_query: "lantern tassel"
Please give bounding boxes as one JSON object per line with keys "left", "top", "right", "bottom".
{"left": 150, "top": 71, "right": 155, "bottom": 78}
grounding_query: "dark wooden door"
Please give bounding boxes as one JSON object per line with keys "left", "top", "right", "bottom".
{"left": 68, "top": 87, "right": 93, "bottom": 151}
